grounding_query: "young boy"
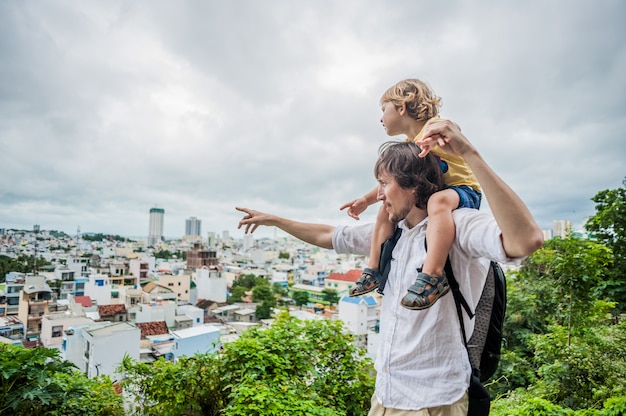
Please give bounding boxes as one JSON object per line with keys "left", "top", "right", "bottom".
{"left": 341, "top": 79, "right": 482, "bottom": 309}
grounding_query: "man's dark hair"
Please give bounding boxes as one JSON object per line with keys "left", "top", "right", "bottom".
{"left": 374, "top": 141, "right": 444, "bottom": 209}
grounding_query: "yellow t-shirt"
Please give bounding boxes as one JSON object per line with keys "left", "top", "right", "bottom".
{"left": 406, "top": 120, "right": 481, "bottom": 192}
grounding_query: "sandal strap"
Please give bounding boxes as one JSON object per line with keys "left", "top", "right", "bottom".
{"left": 407, "top": 273, "right": 447, "bottom": 295}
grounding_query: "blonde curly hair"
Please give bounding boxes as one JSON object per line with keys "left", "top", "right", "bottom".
{"left": 380, "top": 79, "right": 441, "bottom": 121}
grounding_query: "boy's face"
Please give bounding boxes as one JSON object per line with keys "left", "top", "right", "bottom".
{"left": 380, "top": 101, "right": 404, "bottom": 136}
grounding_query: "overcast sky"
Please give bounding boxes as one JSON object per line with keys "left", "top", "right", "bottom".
{"left": 1, "top": 1, "right": 625, "bottom": 240}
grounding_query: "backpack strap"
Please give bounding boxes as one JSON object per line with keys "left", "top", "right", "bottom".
{"left": 444, "top": 257, "right": 475, "bottom": 321}
{"left": 377, "top": 227, "right": 402, "bottom": 295}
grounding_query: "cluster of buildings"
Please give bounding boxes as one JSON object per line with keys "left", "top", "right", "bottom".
{"left": 0, "top": 216, "right": 381, "bottom": 383}
{"left": 0, "top": 206, "right": 582, "bottom": 384}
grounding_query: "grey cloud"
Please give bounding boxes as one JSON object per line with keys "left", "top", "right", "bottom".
{"left": 1, "top": 0, "right": 625, "bottom": 238}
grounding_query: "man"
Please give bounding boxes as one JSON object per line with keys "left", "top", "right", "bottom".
{"left": 237, "top": 119, "right": 543, "bottom": 415}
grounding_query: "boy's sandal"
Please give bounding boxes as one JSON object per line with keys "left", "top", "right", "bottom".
{"left": 349, "top": 268, "right": 382, "bottom": 297}
{"left": 400, "top": 272, "right": 450, "bottom": 310}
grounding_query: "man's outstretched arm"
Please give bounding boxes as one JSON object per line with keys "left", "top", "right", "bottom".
{"left": 236, "top": 207, "right": 335, "bottom": 250}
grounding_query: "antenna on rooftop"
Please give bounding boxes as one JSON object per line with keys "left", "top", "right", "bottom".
{"left": 76, "top": 226, "right": 81, "bottom": 256}
{"left": 33, "top": 224, "right": 40, "bottom": 275}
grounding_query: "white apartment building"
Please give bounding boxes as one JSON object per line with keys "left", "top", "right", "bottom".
{"left": 338, "top": 296, "right": 378, "bottom": 337}
{"left": 553, "top": 219, "right": 572, "bottom": 239}
{"left": 177, "top": 304, "right": 204, "bottom": 326}
{"left": 141, "top": 282, "right": 177, "bottom": 303}
{"left": 84, "top": 273, "right": 112, "bottom": 306}
{"left": 65, "top": 321, "right": 140, "bottom": 379}
{"left": 41, "top": 309, "right": 93, "bottom": 351}
{"left": 148, "top": 207, "right": 165, "bottom": 247}
{"left": 171, "top": 325, "right": 221, "bottom": 362}
{"left": 129, "top": 258, "right": 152, "bottom": 281}
{"left": 158, "top": 273, "right": 191, "bottom": 303}
{"left": 185, "top": 217, "right": 202, "bottom": 237}
{"left": 195, "top": 267, "right": 227, "bottom": 303}
{"left": 135, "top": 300, "right": 177, "bottom": 327}
{"left": 338, "top": 295, "right": 379, "bottom": 352}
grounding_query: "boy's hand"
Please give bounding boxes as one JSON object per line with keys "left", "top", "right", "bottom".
{"left": 339, "top": 197, "right": 368, "bottom": 220}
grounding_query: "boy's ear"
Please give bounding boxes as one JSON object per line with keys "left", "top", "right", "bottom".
{"left": 398, "top": 102, "right": 407, "bottom": 116}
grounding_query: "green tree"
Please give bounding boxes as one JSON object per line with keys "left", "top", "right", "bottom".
{"left": 292, "top": 291, "right": 310, "bottom": 309}
{"left": 492, "top": 233, "right": 624, "bottom": 411}
{"left": 272, "top": 282, "right": 288, "bottom": 297}
{"left": 255, "top": 301, "right": 273, "bottom": 319}
{"left": 0, "top": 255, "right": 52, "bottom": 282}
{"left": 120, "top": 312, "right": 375, "bottom": 415}
{"left": 219, "top": 312, "right": 374, "bottom": 415}
{"left": 586, "top": 178, "right": 626, "bottom": 312}
{"left": 154, "top": 250, "right": 186, "bottom": 260}
{"left": 233, "top": 273, "right": 267, "bottom": 289}
{"left": 278, "top": 251, "right": 290, "bottom": 260}
{"left": 0, "top": 344, "right": 124, "bottom": 415}
{"left": 492, "top": 302, "right": 626, "bottom": 413}
{"left": 322, "top": 288, "right": 340, "bottom": 307}
{"left": 252, "top": 285, "right": 275, "bottom": 305}
{"left": 228, "top": 286, "right": 247, "bottom": 304}
{"left": 119, "top": 353, "right": 223, "bottom": 416}
{"left": 528, "top": 305, "right": 626, "bottom": 410}
{"left": 517, "top": 235, "right": 611, "bottom": 344}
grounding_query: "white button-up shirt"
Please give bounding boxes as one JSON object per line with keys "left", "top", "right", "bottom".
{"left": 332, "top": 208, "right": 523, "bottom": 410}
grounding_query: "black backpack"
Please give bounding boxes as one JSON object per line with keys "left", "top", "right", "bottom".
{"left": 444, "top": 257, "right": 507, "bottom": 383}
{"left": 444, "top": 257, "right": 506, "bottom": 416}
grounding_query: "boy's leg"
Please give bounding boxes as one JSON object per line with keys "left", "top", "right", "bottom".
{"left": 369, "top": 204, "right": 395, "bottom": 270}
{"left": 400, "top": 189, "right": 459, "bottom": 309}
{"left": 349, "top": 204, "right": 395, "bottom": 297}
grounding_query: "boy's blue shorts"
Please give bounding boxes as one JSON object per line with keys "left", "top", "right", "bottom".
{"left": 447, "top": 185, "right": 482, "bottom": 209}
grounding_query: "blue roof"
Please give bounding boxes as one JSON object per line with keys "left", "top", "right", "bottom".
{"left": 340, "top": 296, "right": 377, "bottom": 306}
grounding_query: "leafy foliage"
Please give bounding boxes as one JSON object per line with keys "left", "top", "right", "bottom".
{"left": 322, "top": 288, "right": 340, "bottom": 307}
{"left": 220, "top": 312, "right": 374, "bottom": 415}
{"left": 585, "top": 178, "right": 626, "bottom": 312}
{"left": 82, "top": 233, "right": 134, "bottom": 242}
{"left": 520, "top": 236, "right": 611, "bottom": 338}
{"left": 292, "top": 290, "right": 310, "bottom": 308}
{"left": 0, "top": 255, "right": 52, "bottom": 282}
{"left": 120, "top": 311, "right": 375, "bottom": 415}
{"left": 492, "top": 220, "right": 626, "bottom": 411}
{"left": 119, "top": 353, "right": 224, "bottom": 416}
{"left": 0, "top": 344, "right": 123, "bottom": 415}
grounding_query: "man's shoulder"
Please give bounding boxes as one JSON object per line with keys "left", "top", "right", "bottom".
{"left": 452, "top": 207, "right": 491, "bottom": 221}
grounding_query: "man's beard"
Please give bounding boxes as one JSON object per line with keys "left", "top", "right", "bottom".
{"left": 387, "top": 202, "right": 412, "bottom": 223}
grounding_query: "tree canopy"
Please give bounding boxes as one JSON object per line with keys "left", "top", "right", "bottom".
{"left": 0, "top": 344, "right": 123, "bottom": 415}
{"left": 585, "top": 177, "right": 626, "bottom": 312}
{"left": 120, "top": 311, "right": 375, "bottom": 415}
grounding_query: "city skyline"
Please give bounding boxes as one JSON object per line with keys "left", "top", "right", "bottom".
{"left": 0, "top": 211, "right": 587, "bottom": 242}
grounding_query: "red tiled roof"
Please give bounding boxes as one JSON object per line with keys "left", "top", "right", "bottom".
{"left": 136, "top": 321, "right": 169, "bottom": 338}
{"left": 74, "top": 296, "right": 92, "bottom": 307}
{"left": 98, "top": 304, "right": 127, "bottom": 317}
{"left": 326, "top": 269, "right": 363, "bottom": 283}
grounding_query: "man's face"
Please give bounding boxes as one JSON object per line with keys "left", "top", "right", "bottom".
{"left": 377, "top": 169, "right": 415, "bottom": 223}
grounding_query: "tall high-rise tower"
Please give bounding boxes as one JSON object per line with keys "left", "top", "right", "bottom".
{"left": 148, "top": 207, "right": 165, "bottom": 246}
{"left": 185, "top": 217, "right": 202, "bottom": 237}
{"left": 552, "top": 219, "right": 572, "bottom": 239}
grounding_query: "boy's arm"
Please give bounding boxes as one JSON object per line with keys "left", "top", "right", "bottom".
{"left": 418, "top": 119, "right": 544, "bottom": 258}
{"left": 339, "top": 186, "right": 379, "bottom": 220}
{"left": 236, "top": 207, "right": 335, "bottom": 249}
